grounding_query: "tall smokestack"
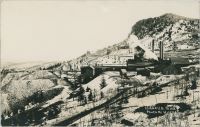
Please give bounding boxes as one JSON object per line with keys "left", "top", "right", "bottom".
{"left": 152, "top": 39, "right": 154, "bottom": 53}
{"left": 159, "top": 41, "right": 163, "bottom": 60}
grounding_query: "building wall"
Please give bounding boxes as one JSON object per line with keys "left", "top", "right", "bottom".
{"left": 161, "top": 65, "right": 180, "bottom": 75}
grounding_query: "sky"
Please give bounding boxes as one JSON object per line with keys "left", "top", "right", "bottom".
{"left": 1, "top": 0, "right": 199, "bottom": 62}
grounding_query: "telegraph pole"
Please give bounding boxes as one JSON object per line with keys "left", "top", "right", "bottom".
{"left": 166, "top": 90, "right": 169, "bottom": 99}
{"left": 193, "top": 90, "right": 195, "bottom": 103}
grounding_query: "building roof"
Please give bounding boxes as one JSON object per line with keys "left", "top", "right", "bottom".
{"left": 81, "top": 65, "right": 95, "bottom": 70}
{"left": 120, "top": 69, "right": 127, "bottom": 73}
{"left": 119, "top": 55, "right": 134, "bottom": 57}
{"left": 127, "top": 61, "right": 154, "bottom": 67}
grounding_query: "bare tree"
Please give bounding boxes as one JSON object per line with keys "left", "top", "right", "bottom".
{"left": 100, "top": 76, "right": 107, "bottom": 89}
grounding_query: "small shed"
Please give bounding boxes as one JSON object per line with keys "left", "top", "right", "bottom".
{"left": 81, "top": 66, "right": 95, "bottom": 83}
{"left": 136, "top": 68, "right": 150, "bottom": 77}
{"left": 161, "top": 65, "right": 180, "bottom": 75}
{"left": 120, "top": 69, "right": 128, "bottom": 78}
{"left": 170, "top": 57, "right": 190, "bottom": 66}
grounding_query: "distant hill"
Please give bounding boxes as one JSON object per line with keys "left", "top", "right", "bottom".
{"left": 131, "top": 13, "right": 199, "bottom": 39}
{"left": 129, "top": 13, "right": 200, "bottom": 51}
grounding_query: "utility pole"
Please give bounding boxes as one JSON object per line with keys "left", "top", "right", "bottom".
{"left": 193, "top": 90, "right": 195, "bottom": 103}
{"left": 166, "top": 90, "right": 169, "bottom": 99}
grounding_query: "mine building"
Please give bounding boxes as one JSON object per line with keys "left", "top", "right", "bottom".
{"left": 126, "top": 59, "right": 155, "bottom": 71}
{"left": 161, "top": 64, "right": 180, "bottom": 75}
{"left": 120, "top": 69, "right": 128, "bottom": 79}
{"left": 80, "top": 66, "right": 96, "bottom": 83}
{"left": 80, "top": 66, "right": 104, "bottom": 83}
{"left": 158, "top": 57, "right": 194, "bottom": 75}
{"left": 136, "top": 68, "right": 150, "bottom": 76}
{"left": 79, "top": 39, "right": 198, "bottom": 83}
{"left": 170, "top": 57, "right": 191, "bottom": 66}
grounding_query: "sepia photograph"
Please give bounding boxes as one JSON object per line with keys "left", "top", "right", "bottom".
{"left": 1, "top": 0, "right": 200, "bottom": 126}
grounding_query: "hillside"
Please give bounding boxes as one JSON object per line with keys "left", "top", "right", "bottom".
{"left": 131, "top": 13, "right": 197, "bottom": 38}
{"left": 130, "top": 13, "right": 200, "bottom": 51}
